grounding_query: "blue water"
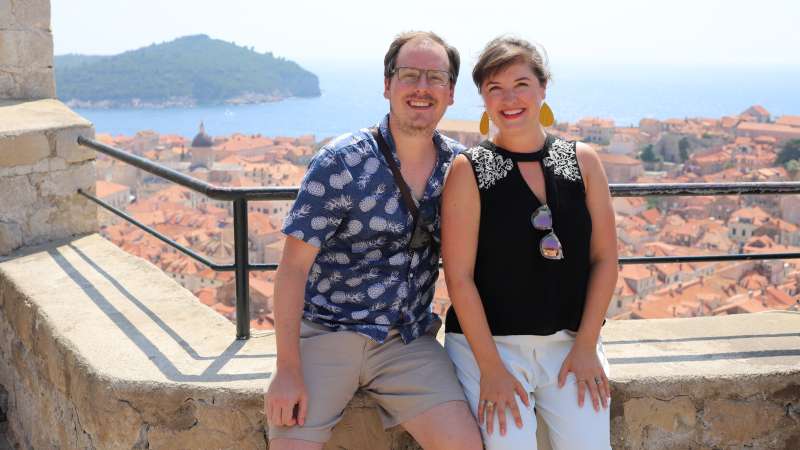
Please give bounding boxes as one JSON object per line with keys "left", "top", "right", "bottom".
{"left": 74, "top": 64, "right": 800, "bottom": 139}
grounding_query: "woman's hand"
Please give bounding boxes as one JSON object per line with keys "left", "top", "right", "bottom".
{"left": 478, "top": 365, "right": 530, "bottom": 436}
{"left": 557, "top": 342, "right": 610, "bottom": 411}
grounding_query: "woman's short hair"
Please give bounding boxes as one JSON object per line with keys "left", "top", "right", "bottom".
{"left": 384, "top": 31, "right": 461, "bottom": 85}
{"left": 472, "top": 37, "right": 550, "bottom": 91}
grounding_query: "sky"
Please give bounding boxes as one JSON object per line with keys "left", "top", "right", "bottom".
{"left": 52, "top": 0, "right": 800, "bottom": 70}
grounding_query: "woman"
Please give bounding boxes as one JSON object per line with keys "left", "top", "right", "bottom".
{"left": 442, "top": 37, "right": 618, "bottom": 450}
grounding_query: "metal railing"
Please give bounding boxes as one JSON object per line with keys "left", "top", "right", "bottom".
{"left": 77, "top": 136, "right": 800, "bottom": 339}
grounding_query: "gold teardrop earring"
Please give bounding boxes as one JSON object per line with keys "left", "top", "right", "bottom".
{"left": 480, "top": 111, "right": 490, "bottom": 135}
{"left": 539, "top": 102, "right": 555, "bottom": 127}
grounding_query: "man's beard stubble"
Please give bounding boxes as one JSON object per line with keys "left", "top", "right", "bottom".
{"left": 390, "top": 105, "right": 439, "bottom": 138}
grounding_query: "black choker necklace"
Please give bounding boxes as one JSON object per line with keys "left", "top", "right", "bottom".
{"left": 482, "top": 134, "right": 553, "bottom": 162}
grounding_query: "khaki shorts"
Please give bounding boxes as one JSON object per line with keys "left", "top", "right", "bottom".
{"left": 268, "top": 319, "right": 467, "bottom": 443}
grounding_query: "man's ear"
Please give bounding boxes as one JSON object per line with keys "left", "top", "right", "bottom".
{"left": 384, "top": 78, "right": 391, "bottom": 100}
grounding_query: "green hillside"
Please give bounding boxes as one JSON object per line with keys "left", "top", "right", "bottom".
{"left": 55, "top": 35, "right": 320, "bottom": 106}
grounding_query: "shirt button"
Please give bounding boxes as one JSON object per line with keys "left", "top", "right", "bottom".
{"left": 410, "top": 273, "right": 414, "bottom": 278}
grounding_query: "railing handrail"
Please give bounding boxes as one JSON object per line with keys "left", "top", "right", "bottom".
{"left": 77, "top": 136, "right": 800, "bottom": 338}
{"left": 610, "top": 181, "right": 800, "bottom": 197}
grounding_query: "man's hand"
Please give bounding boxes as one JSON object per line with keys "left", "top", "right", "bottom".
{"left": 265, "top": 366, "right": 308, "bottom": 427}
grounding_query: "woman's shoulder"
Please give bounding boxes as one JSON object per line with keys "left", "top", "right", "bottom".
{"left": 460, "top": 141, "right": 496, "bottom": 161}
{"left": 543, "top": 135, "right": 583, "bottom": 183}
{"left": 458, "top": 143, "right": 515, "bottom": 191}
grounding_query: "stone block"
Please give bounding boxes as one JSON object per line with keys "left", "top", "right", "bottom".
{"left": 0, "top": 30, "right": 52, "bottom": 69}
{"left": 0, "top": 173, "right": 36, "bottom": 222}
{"left": 622, "top": 396, "right": 696, "bottom": 449}
{"left": 16, "top": 67, "right": 55, "bottom": 99}
{"left": 0, "top": 131, "right": 50, "bottom": 167}
{"left": 0, "top": 158, "right": 62, "bottom": 177}
{"left": 51, "top": 191, "right": 97, "bottom": 236}
{"left": 146, "top": 397, "right": 266, "bottom": 450}
{"left": 10, "top": 0, "right": 50, "bottom": 30}
{"left": 53, "top": 126, "right": 95, "bottom": 163}
{"left": 5, "top": 289, "right": 34, "bottom": 350}
{"left": 702, "top": 398, "right": 788, "bottom": 448}
{"left": 0, "top": 221, "right": 21, "bottom": 255}
{"left": 0, "top": 1, "right": 13, "bottom": 29}
{"left": 23, "top": 204, "right": 53, "bottom": 242}
{"left": 31, "top": 161, "right": 94, "bottom": 198}
{"left": 0, "top": 100, "right": 91, "bottom": 134}
{"left": 0, "top": 71, "right": 14, "bottom": 98}
{"left": 31, "top": 326, "right": 67, "bottom": 394}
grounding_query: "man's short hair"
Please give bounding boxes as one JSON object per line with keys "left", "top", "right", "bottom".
{"left": 384, "top": 31, "right": 460, "bottom": 85}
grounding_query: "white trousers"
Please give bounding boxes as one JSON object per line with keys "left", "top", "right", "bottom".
{"left": 445, "top": 331, "right": 611, "bottom": 450}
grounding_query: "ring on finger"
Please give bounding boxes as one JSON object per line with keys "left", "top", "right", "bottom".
{"left": 485, "top": 400, "right": 495, "bottom": 409}
{"left": 594, "top": 376, "right": 602, "bottom": 385}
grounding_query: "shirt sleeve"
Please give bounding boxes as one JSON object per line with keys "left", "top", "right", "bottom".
{"left": 282, "top": 147, "right": 355, "bottom": 248}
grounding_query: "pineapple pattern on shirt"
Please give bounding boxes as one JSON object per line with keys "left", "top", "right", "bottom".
{"left": 282, "top": 114, "right": 463, "bottom": 343}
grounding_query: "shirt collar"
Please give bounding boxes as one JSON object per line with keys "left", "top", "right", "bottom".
{"left": 377, "top": 114, "right": 452, "bottom": 166}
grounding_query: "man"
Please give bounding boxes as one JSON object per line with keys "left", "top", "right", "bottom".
{"left": 265, "top": 32, "right": 483, "bottom": 450}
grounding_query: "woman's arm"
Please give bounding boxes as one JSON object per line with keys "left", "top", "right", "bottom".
{"left": 557, "top": 142, "right": 619, "bottom": 411}
{"left": 442, "top": 154, "right": 530, "bottom": 436}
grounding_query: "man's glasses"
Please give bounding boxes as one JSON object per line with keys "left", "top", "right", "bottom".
{"left": 531, "top": 204, "right": 563, "bottom": 260}
{"left": 393, "top": 67, "right": 451, "bottom": 87}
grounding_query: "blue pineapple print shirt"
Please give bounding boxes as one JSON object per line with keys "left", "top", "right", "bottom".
{"left": 282, "top": 114, "right": 463, "bottom": 343}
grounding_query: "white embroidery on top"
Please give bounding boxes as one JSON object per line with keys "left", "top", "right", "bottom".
{"left": 543, "top": 138, "right": 581, "bottom": 182}
{"left": 465, "top": 146, "right": 514, "bottom": 190}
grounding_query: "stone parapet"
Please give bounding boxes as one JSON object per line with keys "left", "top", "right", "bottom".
{"left": 0, "top": 235, "right": 798, "bottom": 449}
{"left": 0, "top": 0, "right": 54, "bottom": 99}
{"left": 0, "top": 99, "right": 96, "bottom": 255}
{"left": 604, "top": 314, "right": 800, "bottom": 449}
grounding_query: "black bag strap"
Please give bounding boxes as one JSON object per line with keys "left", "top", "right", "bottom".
{"left": 370, "top": 127, "right": 420, "bottom": 226}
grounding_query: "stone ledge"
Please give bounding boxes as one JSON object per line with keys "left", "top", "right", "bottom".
{"left": 0, "top": 235, "right": 798, "bottom": 449}
{"left": 601, "top": 313, "right": 800, "bottom": 449}
{"left": 0, "top": 100, "right": 91, "bottom": 137}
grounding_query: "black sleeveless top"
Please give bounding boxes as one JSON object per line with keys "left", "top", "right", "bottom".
{"left": 445, "top": 135, "right": 593, "bottom": 336}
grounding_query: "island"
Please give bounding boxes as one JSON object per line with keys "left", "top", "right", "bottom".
{"left": 55, "top": 34, "right": 321, "bottom": 108}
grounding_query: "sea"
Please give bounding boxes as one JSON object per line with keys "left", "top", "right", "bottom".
{"left": 73, "top": 63, "right": 800, "bottom": 140}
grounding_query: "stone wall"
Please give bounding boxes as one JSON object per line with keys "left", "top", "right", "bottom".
{"left": 0, "top": 235, "right": 420, "bottom": 449}
{"left": 0, "top": 99, "right": 96, "bottom": 255}
{"left": 0, "top": 0, "right": 55, "bottom": 99}
{"left": 0, "top": 235, "right": 798, "bottom": 449}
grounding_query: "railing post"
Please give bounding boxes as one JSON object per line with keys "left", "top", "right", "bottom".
{"left": 233, "top": 198, "right": 251, "bottom": 339}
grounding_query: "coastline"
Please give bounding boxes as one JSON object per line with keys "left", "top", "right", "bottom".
{"left": 64, "top": 92, "right": 307, "bottom": 110}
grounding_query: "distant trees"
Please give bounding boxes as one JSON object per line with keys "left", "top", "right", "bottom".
{"left": 785, "top": 159, "right": 800, "bottom": 180}
{"left": 776, "top": 140, "right": 800, "bottom": 166}
{"left": 640, "top": 144, "right": 659, "bottom": 162}
{"left": 678, "top": 137, "right": 690, "bottom": 162}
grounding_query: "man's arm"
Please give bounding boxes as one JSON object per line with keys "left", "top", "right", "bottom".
{"left": 265, "top": 235, "right": 319, "bottom": 427}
